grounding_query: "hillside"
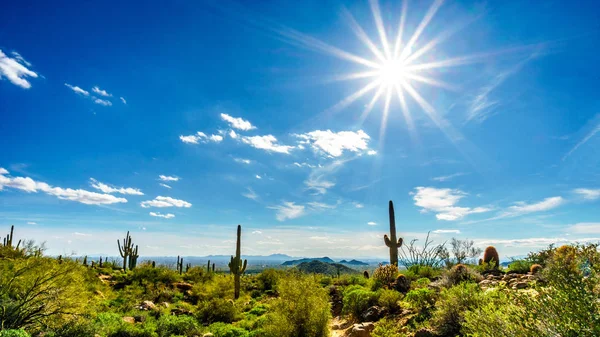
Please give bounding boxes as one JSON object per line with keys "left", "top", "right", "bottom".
{"left": 281, "top": 256, "right": 335, "bottom": 266}
{"left": 295, "top": 260, "right": 359, "bottom": 276}
{"left": 339, "top": 259, "right": 369, "bottom": 266}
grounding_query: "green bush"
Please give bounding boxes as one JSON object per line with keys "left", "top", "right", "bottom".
{"left": 342, "top": 286, "right": 378, "bottom": 320}
{"left": 412, "top": 278, "right": 431, "bottom": 289}
{"left": 0, "top": 330, "right": 30, "bottom": 337}
{"left": 156, "top": 315, "right": 201, "bottom": 337}
{"left": 209, "top": 322, "right": 250, "bottom": 337}
{"left": 257, "top": 269, "right": 280, "bottom": 292}
{"left": 508, "top": 260, "right": 533, "bottom": 274}
{"left": 377, "top": 289, "right": 403, "bottom": 313}
{"left": 262, "top": 275, "right": 330, "bottom": 337}
{"left": 429, "top": 282, "right": 485, "bottom": 336}
{"left": 462, "top": 290, "right": 529, "bottom": 337}
{"left": 405, "top": 265, "right": 440, "bottom": 280}
{"left": 197, "top": 297, "right": 240, "bottom": 324}
{"left": 371, "top": 318, "right": 405, "bottom": 337}
{"left": 248, "top": 303, "right": 269, "bottom": 316}
{"left": 438, "top": 264, "right": 482, "bottom": 288}
{"left": 373, "top": 264, "right": 398, "bottom": 285}
{"left": 403, "top": 288, "right": 437, "bottom": 321}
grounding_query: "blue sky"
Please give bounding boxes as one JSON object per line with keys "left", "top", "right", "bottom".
{"left": 1, "top": 0, "right": 599, "bottom": 258}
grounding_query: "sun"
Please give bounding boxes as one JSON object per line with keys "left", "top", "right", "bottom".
{"left": 378, "top": 59, "right": 407, "bottom": 87}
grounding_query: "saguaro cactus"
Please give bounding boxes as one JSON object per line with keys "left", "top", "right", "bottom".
{"left": 118, "top": 231, "right": 135, "bottom": 270}
{"left": 207, "top": 260, "right": 211, "bottom": 273}
{"left": 3, "top": 225, "right": 21, "bottom": 249}
{"left": 128, "top": 245, "right": 139, "bottom": 270}
{"left": 99, "top": 256, "right": 103, "bottom": 268}
{"left": 229, "top": 225, "right": 247, "bottom": 299}
{"left": 177, "top": 256, "right": 184, "bottom": 275}
{"left": 384, "top": 201, "right": 403, "bottom": 266}
{"left": 83, "top": 256, "right": 88, "bottom": 266}
{"left": 212, "top": 263, "right": 215, "bottom": 272}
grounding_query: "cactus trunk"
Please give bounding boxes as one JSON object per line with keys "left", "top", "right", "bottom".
{"left": 118, "top": 231, "right": 135, "bottom": 271}
{"left": 229, "top": 225, "right": 247, "bottom": 299}
{"left": 384, "top": 201, "right": 403, "bottom": 266}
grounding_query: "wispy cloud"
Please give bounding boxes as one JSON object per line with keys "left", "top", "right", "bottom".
{"left": 466, "top": 55, "right": 535, "bottom": 123}
{"left": 465, "top": 196, "right": 565, "bottom": 224}
{"left": 90, "top": 178, "right": 143, "bottom": 195}
{"left": 412, "top": 186, "right": 492, "bottom": 221}
{"left": 220, "top": 113, "right": 256, "bottom": 131}
{"left": 563, "top": 114, "right": 600, "bottom": 160}
{"left": 573, "top": 188, "right": 600, "bottom": 201}
{"left": 293, "top": 162, "right": 316, "bottom": 169}
{"left": 159, "top": 183, "right": 172, "bottom": 189}
{"left": 568, "top": 223, "right": 600, "bottom": 234}
{"left": 367, "top": 221, "right": 377, "bottom": 226}
{"left": 432, "top": 229, "right": 461, "bottom": 234}
{"left": 307, "top": 201, "right": 338, "bottom": 211}
{"left": 353, "top": 202, "right": 364, "bottom": 208}
{"left": 92, "top": 86, "right": 112, "bottom": 97}
{"left": 304, "top": 176, "right": 335, "bottom": 195}
{"left": 295, "top": 129, "right": 372, "bottom": 157}
{"left": 159, "top": 175, "right": 179, "bottom": 182}
{"left": 149, "top": 212, "right": 175, "bottom": 219}
{"left": 0, "top": 49, "right": 38, "bottom": 89}
{"left": 241, "top": 135, "right": 293, "bottom": 154}
{"left": 179, "top": 131, "right": 223, "bottom": 144}
{"left": 120, "top": 97, "right": 127, "bottom": 104}
{"left": 93, "top": 97, "right": 112, "bottom": 106}
{"left": 140, "top": 196, "right": 191, "bottom": 208}
{"left": 233, "top": 158, "right": 252, "bottom": 164}
{"left": 242, "top": 187, "right": 259, "bottom": 201}
{"left": 268, "top": 202, "right": 306, "bottom": 221}
{"left": 477, "top": 236, "right": 600, "bottom": 248}
{"left": 64, "top": 83, "right": 89, "bottom": 96}
{"left": 0, "top": 168, "right": 127, "bottom": 205}
{"left": 431, "top": 172, "right": 468, "bottom": 182}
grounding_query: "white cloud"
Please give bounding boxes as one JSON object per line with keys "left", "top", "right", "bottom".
{"left": 353, "top": 202, "right": 364, "bottom": 208}
{"left": 568, "top": 223, "right": 600, "bottom": 234}
{"left": 477, "top": 237, "right": 600, "bottom": 248}
{"left": 503, "top": 197, "right": 564, "bottom": 216}
{"left": 64, "top": 83, "right": 89, "bottom": 96}
{"left": 233, "top": 158, "right": 252, "bottom": 164}
{"left": 159, "top": 175, "right": 179, "bottom": 182}
{"left": 140, "top": 196, "right": 191, "bottom": 208}
{"left": 268, "top": 202, "right": 306, "bottom": 221}
{"left": 367, "top": 150, "right": 377, "bottom": 156}
{"left": 296, "top": 129, "right": 371, "bottom": 157}
{"left": 73, "top": 232, "right": 92, "bottom": 237}
{"left": 242, "top": 187, "right": 259, "bottom": 201}
{"left": 307, "top": 201, "right": 338, "bottom": 210}
{"left": 149, "top": 212, "right": 175, "bottom": 219}
{"left": 220, "top": 113, "right": 256, "bottom": 131}
{"left": 367, "top": 221, "right": 377, "bottom": 226}
{"left": 93, "top": 97, "right": 112, "bottom": 106}
{"left": 432, "top": 229, "right": 461, "bottom": 234}
{"left": 0, "top": 168, "right": 127, "bottom": 205}
{"left": 293, "top": 162, "right": 316, "bottom": 168}
{"left": 159, "top": 183, "right": 172, "bottom": 189}
{"left": 255, "top": 175, "right": 262, "bottom": 179}
{"left": 0, "top": 49, "right": 38, "bottom": 89}
{"left": 573, "top": 188, "right": 600, "bottom": 201}
{"left": 304, "top": 177, "right": 335, "bottom": 195}
{"left": 252, "top": 230, "right": 262, "bottom": 235}
{"left": 90, "top": 178, "right": 143, "bottom": 195}
{"left": 412, "top": 187, "right": 492, "bottom": 221}
{"left": 27, "top": 222, "right": 37, "bottom": 225}
{"left": 229, "top": 130, "right": 238, "bottom": 139}
{"left": 92, "top": 86, "right": 112, "bottom": 97}
{"left": 179, "top": 131, "right": 223, "bottom": 144}
{"left": 432, "top": 172, "right": 467, "bottom": 182}
{"left": 120, "top": 97, "right": 127, "bottom": 104}
{"left": 241, "top": 135, "right": 293, "bottom": 154}
{"left": 563, "top": 114, "right": 600, "bottom": 160}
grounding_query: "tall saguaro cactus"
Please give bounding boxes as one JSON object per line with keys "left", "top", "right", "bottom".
{"left": 229, "top": 225, "right": 247, "bottom": 299}
{"left": 384, "top": 201, "right": 403, "bottom": 266}
{"left": 128, "top": 245, "right": 139, "bottom": 270}
{"left": 3, "top": 225, "right": 21, "bottom": 249}
{"left": 177, "top": 256, "right": 184, "bottom": 275}
{"left": 207, "top": 260, "right": 211, "bottom": 273}
{"left": 118, "top": 231, "right": 135, "bottom": 271}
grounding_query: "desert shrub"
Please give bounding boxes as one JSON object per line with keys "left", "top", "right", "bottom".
{"left": 508, "top": 259, "right": 533, "bottom": 274}
{"left": 319, "top": 276, "right": 332, "bottom": 287}
{"left": 429, "top": 282, "right": 485, "bottom": 336}
{"left": 342, "top": 286, "right": 378, "bottom": 320}
{"left": 208, "top": 322, "right": 250, "bottom": 337}
{"left": 0, "top": 330, "right": 30, "bottom": 337}
{"left": 197, "top": 297, "right": 240, "bottom": 324}
{"left": 0, "top": 257, "right": 92, "bottom": 331}
{"left": 262, "top": 275, "right": 330, "bottom": 337}
{"left": 191, "top": 275, "right": 235, "bottom": 301}
{"left": 184, "top": 266, "right": 212, "bottom": 284}
{"left": 413, "top": 278, "right": 431, "bottom": 289}
{"left": 399, "top": 232, "right": 447, "bottom": 268}
{"left": 462, "top": 290, "right": 530, "bottom": 337}
{"left": 44, "top": 318, "right": 96, "bottom": 337}
{"left": 378, "top": 289, "right": 403, "bottom": 312}
{"left": 92, "top": 313, "right": 157, "bottom": 337}
{"left": 248, "top": 303, "right": 269, "bottom": 316}
{"left": 405, "top": 265, "right": 440, "bottom": 280}
{"left": 257, "top": 269, "right": 280, "bottom": 292}
{"left": 127, "top": 265, "right": 181, "bottom": 287}
{"left": 156, "top": 315, "right": 201, "bottom": 337}
{"left": 438, "top": 263, "right": 482, "bottom": 288}
{"left": 372, "top": 318, "right": 405, "bottom": 337}
{"left": 403, "top": 288, "right": 438, "bottom": 321}
{"left": 373, "top": 264, "right": 398, "bottom": 284}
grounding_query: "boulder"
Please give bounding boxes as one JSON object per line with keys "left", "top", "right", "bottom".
{"left": 514, "top": 282, "right": 528, "bottom": 290}
{"left": 203, "top": 334, "right": 214, "bottom": 337}
{"left": 361, "top": 306, "right": 388, "bottom": 322}
{"left": 173, "top": 282, "right": 193, "bottom": 291}
{"left": 347, "top": 322, "right": 375, "bottom": 337}
{"left": 122, "top": 316, "right": 135, "bottom": 324}
{"left": 140, "top": 300, "right": 157, "bottom": 311}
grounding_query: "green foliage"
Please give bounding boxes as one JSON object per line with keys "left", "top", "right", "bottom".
{"left": 257, "top": 269, "right": 280, "bottom": 292}
{"left": 462, "top": 290, "right": 531, "bottom": 337}
{"left": 197, "top": 297, "right": 240, "bottom": 324}
{"left": 404, "top": 265, "right": 441, "bottom": 280}
{"left": 372, "top": 318, "right": 405, "bottom": 337}
{"left": 183, "top": 266, "right": 212, "bottom": 284}
{"left": 438, "top": 263, "right": 482, "bottom": 288}
{"left": 429, "top": 282, "right": 485, "bottom": 336}
{"left": 0, "top": 330, "right": 30, "bottom": 337}
{"left": 508, "top": 259, "right": 533, "bottom": 274}
{"left": 262, "top": 275, "right": 330, "bottom": 337}
{"left": 378, "top": 289, "right": 403, "bottom": 312}
{"left": 342, "top": 286, "right": 378, "bottom": 320}
{"left": 209, "top": 322, "right": 250, "bottom": 337}
{"left": 404, "top": 288, "right": 438, "bottom": 321}
{"left": 412, "top": 278, "right": 431, "bottom": 289}
{"left": 156, "top": 315, "right": 201, "bottom": 337}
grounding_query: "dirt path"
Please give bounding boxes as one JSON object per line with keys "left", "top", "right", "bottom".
{"left": 330, "top": 316, "right": 349, "bottom": 337}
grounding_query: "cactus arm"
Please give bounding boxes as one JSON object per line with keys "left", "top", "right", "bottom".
{"left": 241, "top": 259, "right": 247, "bottom": 273}
{"left": 384, "top": 235, "right": 392, "bottom": 247}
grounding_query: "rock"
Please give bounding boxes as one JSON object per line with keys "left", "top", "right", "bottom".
{"left": 392, "top": 275, "right": 411, "bottom": 293}
{"left": 140, "top": 300, "right": 157, "bottom": 311}
{"left": 414, "top": 328, "right": 437, "bottom": 337}
{"left": 134, "top": 315, "right": 146, "bottom": 323}
{"left": 347, "top": 322, "right": 375, "bottom": 337}
{"left": 202, "top": 334, "right": 214, "bottom": 337}
{"left": 332, "top": 317, "right": 352, "bottom": 330}
{"left": 173, "top": 282, "right": 193, "bottom": 291}
{"left": 478, "top": 279, "right": 496, "bottom": 288}
{"left": 361, "top": 306, "right": 388, "bottom": 322}
{"left": 514, "top": 282, "right": 528, "bottom": 290}
{"left": 161, "top": 302, "right": 170, "bottom": 308}
{"left": 171, "top": 307, "right": 193, "bottom": 316}
{"left": 122, "top": 316, "right": 135, "bottom": 324}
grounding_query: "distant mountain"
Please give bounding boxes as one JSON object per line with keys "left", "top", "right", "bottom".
{"left": 295, "top": 260, "right": 359, "bottom": 276}
{"left": 338, "top": 259, "right": 368, "bottom": 266}
{"left": 281, "top": 257, "right": 335, "bottom": 266}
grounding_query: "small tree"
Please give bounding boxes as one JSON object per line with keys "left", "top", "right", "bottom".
{"left": 399, "top": 232, "right": 447, "bottom": 269}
